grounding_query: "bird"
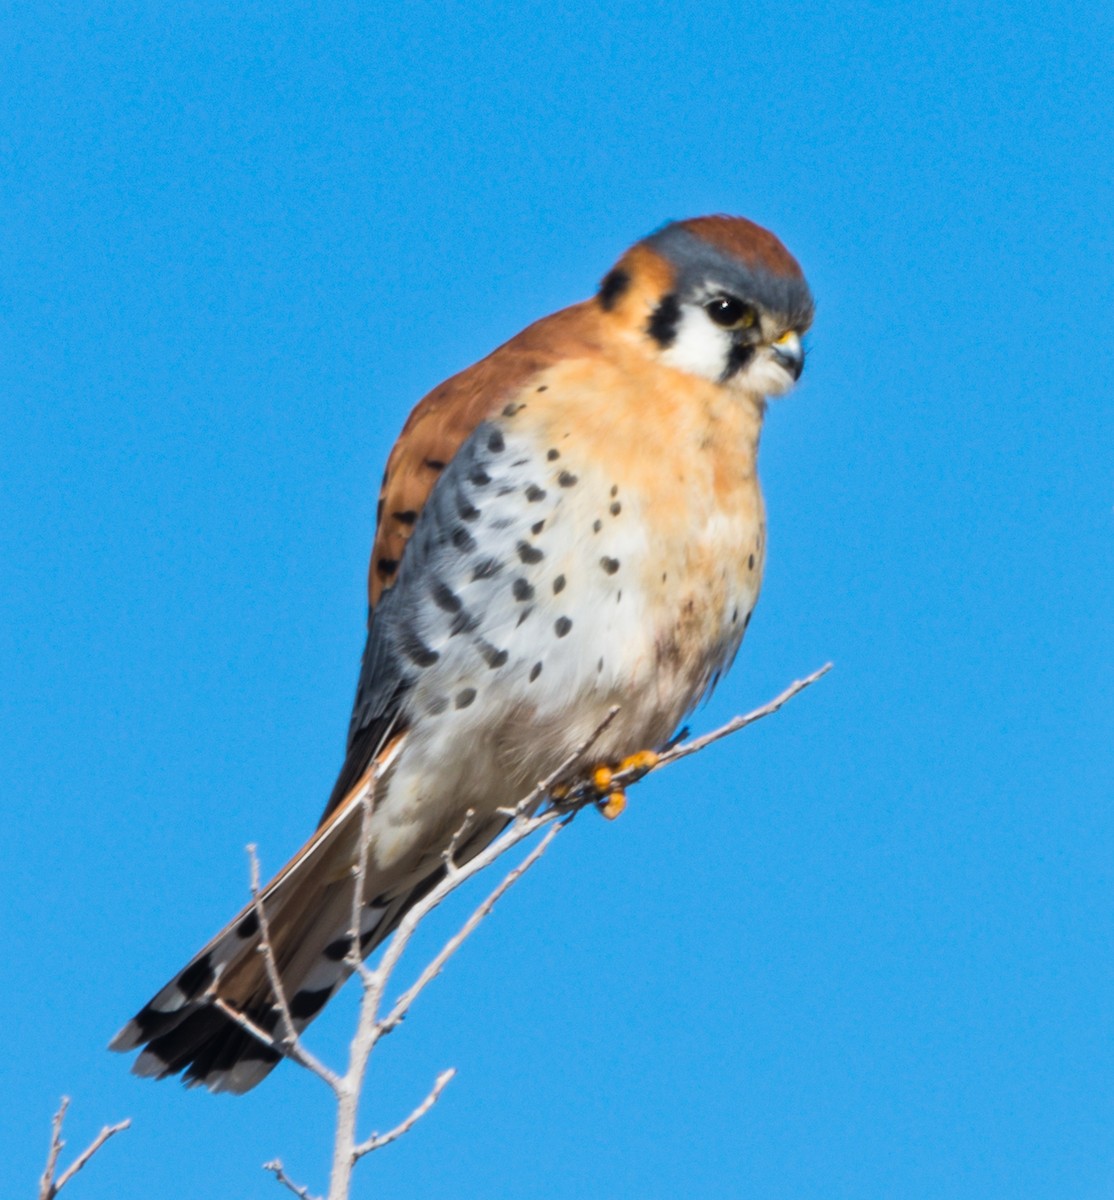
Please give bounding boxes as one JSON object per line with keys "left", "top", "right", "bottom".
{"left": 111, "top": 214, "right": 814, "bottom": 1093}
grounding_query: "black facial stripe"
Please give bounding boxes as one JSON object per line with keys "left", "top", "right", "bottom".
{"left": 598, "top": 268, "right": 631, "bottom": 311}
{"left": 721, "top": 342, "right": 756, "bottom": 382}
{"left": 647, "top": 294, "right": 681, "bottom": 346}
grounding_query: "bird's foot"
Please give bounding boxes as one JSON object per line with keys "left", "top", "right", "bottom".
{"left": 590, "top": 750, "right": 660, "bottom": 820}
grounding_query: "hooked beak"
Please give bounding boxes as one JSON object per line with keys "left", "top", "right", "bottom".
{"left": 770, "top": 330, "right": 804, "bottom": 380}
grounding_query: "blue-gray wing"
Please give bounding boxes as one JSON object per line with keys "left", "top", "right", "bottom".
{"left": 319, "top": 417, "right": 551, "bottom": 822}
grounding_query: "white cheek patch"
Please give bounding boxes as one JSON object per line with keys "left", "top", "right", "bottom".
{"left": 659, "top": 308, "right": 733, "bottom": 382}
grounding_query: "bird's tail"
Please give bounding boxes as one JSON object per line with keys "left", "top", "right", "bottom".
{"left": 110, "top": 738, "right": 469, "bottom": 1094}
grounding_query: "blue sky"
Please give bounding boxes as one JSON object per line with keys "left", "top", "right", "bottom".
{"left": 2, "top": 2, "right": 1112, "bottom": 1197}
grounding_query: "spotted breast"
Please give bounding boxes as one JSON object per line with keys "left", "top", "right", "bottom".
{"left": 111, "top": 212, "right": 811, "bottom": 1093}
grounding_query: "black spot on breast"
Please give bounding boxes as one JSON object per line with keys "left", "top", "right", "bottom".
{"left": 452, "top": 527, "right": 476, "bottom": 552}
{"left": 432, "top": 582, "right": 463, "bottom": 612}
{"left": 177, "top": 954, "right": 214, "bottom": 1001}
{"left": 455, "top": 688, "right": 477, "bottom": 709}
{"left": 731, "top": 607, "right": 739, "bottom": 624}
{"left": 290, "top": 987, "right": 332, "bottom": 1020}
{"left": 516, "top": 607, "right": 533, "bottom": 626}
{"left": 597, "top": 657, "right": 604, "bottom": 672}
{"left": 610, "top": 485, "right": 618, "bottom": 497}
{"left": 744, "top": 610, "right": 753, "bottom": 629}
{"left": 236, "top": 911, "right": 259, "bottom": 938}
{"left": 553, "top": 574, "right": 566, "bottom": 593}
{"left": 473, "top": 558, "right": 503, "bottom": 580}
{"left": 376, "top": 498, "right": 384, "bottom": 524}
{"left": 610, "top": 501, "right": 622, "bottom": 516}
{"left": 487, "top": 430, "right": 505, "bottom": 453}
{"left": 601, "top": 556, "right": 620, "bottom": 574}
{"left": 748, "top": 554, "right": 755, "bottom": 570}
{"left": 424, "top": 458, "right": 446, "bottom": 472}
{"left": 503, "top": 402, "right": 525, "bottom": 417}
{"left": 525, "top": 484, "right": 547, "bottom": 502}
{"left": 598, "top": 267, "right": 631, "bottom": 311}
{"left": 518, "top": 541, "right": 544, "bottom": 564}
{"left": 592, "top": 519, "right": 602, "bottom": 533}
{"left": 459, "top": 499, "right": 480, "bottom": 522}
{"left": 555, "top": 617, "right": 572, "bottom": 637}
{"left": 469, "top": 468, "right": 492, "bottom": 487}
{"left": 377, "top": 556, "right": 399, "bottom": 579}
{"left": 537, "top": 385, "right": 548, "bottom": 392}
{"left": 400, "top": 629, "right": 440, "bottom": 668}
{"left": 477, "top": 640, "right": 509, "bottom": 669}
{"left": 529, "top": 661, "right": 543, "bottom": 682}
{"left": 547, "top": 448, "right": 560, "bottom": 461}
{"left": 558, "top": 470, "right": 578, "bottom": 487}
{"left": 394, "top": 510, "right": 418, "bottom": 526}
{"left": 513, "top": 578, "right": 535, "bottom": 601}
{"left": 647, "top": 293, "right": 681, "bottom": 347}
{"left": 531, "top": 520, "right": 545, "bottom": 535}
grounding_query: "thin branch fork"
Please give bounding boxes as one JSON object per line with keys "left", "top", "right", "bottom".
{"left": 38, "top": 1097, "right": 130, "bottom": 1200}
{"left": 251, "top": 664, "right": 830, "bottom": 1200}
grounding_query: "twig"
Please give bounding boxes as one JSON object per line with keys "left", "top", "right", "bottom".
{"left": 247, "top": 844, "right": 299, "bottom": 1051}
{"left": 652, "top": 663, "right": 833, "bottom": 769}
{"left": 346, "top": 772, "right": 381, "bottom": 986}
{"left": 379, "top": 821, "right": 566, "bottom": 1036}
{"left": 212, "top": 997, "right": 340, "bottom": 1092}
{"left": 353, "top": 1068, "right": 456, "bottom": 1159}
{"left": 39, "top": 1097, "right": 130, "bottom": 1200}
{"left": 264, "top": 1159, "right": 321, "bottom": 1200}
{"left": 258, "top": 668, "right": 829, "bottom": 1200}
{"left": 443, "top": 808, "right": 477, "bottom": 874}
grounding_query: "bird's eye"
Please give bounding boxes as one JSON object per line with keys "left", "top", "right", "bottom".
{"left": 704, "top": 296, "right": 757, "bottom": 330}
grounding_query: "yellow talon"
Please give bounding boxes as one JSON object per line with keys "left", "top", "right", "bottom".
{"left": 600, "top": 790, "right": 626, "bottom": 820}
{"left": 551, "top": 783, "right": 569, "bottom": 801}
{"left": 591, "top": 765, "right": 614, "bottom": 793}
{"left": 618, "top": 750, "right": 659, "bottom": 775}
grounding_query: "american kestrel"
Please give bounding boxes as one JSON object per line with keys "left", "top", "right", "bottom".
{"left": 112, "top": 215, "right": 813, "bottom": 1092}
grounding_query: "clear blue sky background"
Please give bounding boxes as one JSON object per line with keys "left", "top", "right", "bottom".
{"left": 3, "top": 3, "right": 1111, "bottom": 1197}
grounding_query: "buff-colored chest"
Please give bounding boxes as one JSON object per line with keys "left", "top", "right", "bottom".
{"left": 368, "top": 351, "right": 767, "bottom": 870}
{"left": 520, "top": 351, "right": 767, "bottom": 684}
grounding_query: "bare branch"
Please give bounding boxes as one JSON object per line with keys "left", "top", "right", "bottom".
{"left": 212, "top": 997, "right": 340, "bottom": 1092}
{"left": 39, "top": 1098, "right": 130, "bottom": 1200}
{"left": 254, "top": 668, "right": 830, "bottom": 1200}
{"left": 443, "top": 807, "right": 476, "bottom": 874}
{"left": 264, "top": 1158, "right": 322, "bottom": 1200}
{"left": 345, "top": 774, "right": 380, "bottom": 985}
{"left": 38, "top": 1098, "right": 67, "bottom": 1200}
{"left": 650, "top": 663, "right": 833, "bottom": 770}
{"left": 380, "top": 821, "right": 566, "bottom": 1036}
{"left": 352, "top": 1068, "right": 456, "bottom": 1159}
{"left": 247, "top": 843, "right": 299, "bottom": 1051}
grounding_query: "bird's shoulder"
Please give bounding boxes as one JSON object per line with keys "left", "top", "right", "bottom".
{"left": 368, "top": 299, "right": 604, "bottom": 609}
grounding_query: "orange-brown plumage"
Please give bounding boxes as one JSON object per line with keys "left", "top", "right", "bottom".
{"left": 369, "top": 303, "right": 605, "bottom": 608}
{"left": 112, "top": 213, "right": 814, "bottom": 1094}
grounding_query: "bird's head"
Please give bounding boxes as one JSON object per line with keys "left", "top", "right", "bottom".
{"left": 598, "top": 214, "right": 814, "bottom": 399}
